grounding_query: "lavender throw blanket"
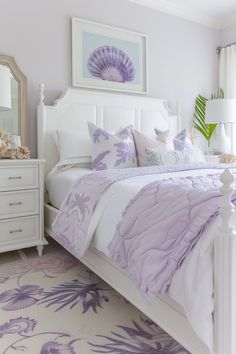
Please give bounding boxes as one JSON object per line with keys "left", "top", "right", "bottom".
{"left": 53, "top": 164, "right": 236, "bottom": 296}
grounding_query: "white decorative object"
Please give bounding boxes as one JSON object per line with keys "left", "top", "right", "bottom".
{"left": 205, "top": 99, "right": 236, "bottom": 154}
{"left": 72, "top": 18, "right": 147, "bottom": 94}
{"left": 10, "top": 135, "right": 21, "bottom": 149}
{"left": 0, "top": 64, "right": 11, "bottom": 110}
{"left": 0, "top": 159, "right": 47, "bottom": 256}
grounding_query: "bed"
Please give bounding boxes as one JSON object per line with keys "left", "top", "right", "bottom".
{"left": 38, "top": 85, "right": 236, "bottom": 354}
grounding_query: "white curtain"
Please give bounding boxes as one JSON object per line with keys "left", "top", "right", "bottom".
{"left": 219, "top": 45, "right": 236, "bottom": 153}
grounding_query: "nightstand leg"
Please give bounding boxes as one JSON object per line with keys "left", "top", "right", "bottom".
{"left": 37, "top": 245, "right": 44, "bottom": 257}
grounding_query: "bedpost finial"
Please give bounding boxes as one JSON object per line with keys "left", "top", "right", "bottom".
{"left": 220, "top": 168, "right": 234, "bottom": 186}
{"left": 219, "top": 168, "right": 235, "bottom": 235}
{"left": 39, "top": 83, "right": 45, "bottom": 105}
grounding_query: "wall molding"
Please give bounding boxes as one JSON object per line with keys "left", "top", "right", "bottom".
{"left": 128, "top": 0, "right": 236, "bottom": 29}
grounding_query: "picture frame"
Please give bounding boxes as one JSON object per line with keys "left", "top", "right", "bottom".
{"left": 72, "top": 17, "right": 148, "bottom": 94}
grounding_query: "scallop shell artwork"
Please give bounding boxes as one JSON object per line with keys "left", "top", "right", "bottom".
{"left": 87, "top": 46, "right": 135, "bottom": 83}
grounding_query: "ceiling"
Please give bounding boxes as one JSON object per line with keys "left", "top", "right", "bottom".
{"left": 164, "top": 0, "right": 236, "bottom": 18}
{"left": 128, "top": 0, "right": 236, "bottom": 28}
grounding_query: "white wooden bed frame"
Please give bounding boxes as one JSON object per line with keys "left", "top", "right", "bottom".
{"left": 37, "top": 84, "right": 236, "bottom": 354}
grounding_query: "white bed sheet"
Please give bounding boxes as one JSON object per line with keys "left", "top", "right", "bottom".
{"left": 46, "top": 166, "right": 232, "bottom": 353}
{"left": 46, "top": 167, "right": 91, "bottom": 209}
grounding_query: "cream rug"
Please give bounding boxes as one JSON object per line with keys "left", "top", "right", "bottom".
{"left": 0, "top": 250, "right": 189, "bottom": 353}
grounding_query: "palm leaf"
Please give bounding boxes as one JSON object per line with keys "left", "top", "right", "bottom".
{"left": 193, "top": 89, "right": 224, "bottom": 144}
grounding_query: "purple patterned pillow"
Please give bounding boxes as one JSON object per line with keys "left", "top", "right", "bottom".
{"left": 155, "top": 128, "right": 193, "bottom": 151}
{"left": 173, "top": 129, "right": 193, "bottom": 151}
{"left": 88, "top": 122, "right": 137, "bottom": 170}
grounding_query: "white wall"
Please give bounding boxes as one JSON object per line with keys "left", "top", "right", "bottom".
{"left": 221, "top": 23, "right": 236, "bottom": 45}
{"left": 0, "top": 0, "right": 220, "bottom": 156}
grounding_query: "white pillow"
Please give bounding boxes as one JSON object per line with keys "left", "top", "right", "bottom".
{"left": 53, "top": 130, "right": 92, "bottom": 167}
{"left": 146, "top": 146, "right": 206, "bottom": 166}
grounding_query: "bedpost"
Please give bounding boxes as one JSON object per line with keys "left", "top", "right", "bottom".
{"left": 37, "top": 83, "right": 46, "bottom": 159}
{"left": 214, "top": 169, "right": 236, "bottom": 354}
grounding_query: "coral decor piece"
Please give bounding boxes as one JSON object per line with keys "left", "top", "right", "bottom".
{"left": 10, "top": 146, "right": 31, "bottom": 159}
{"left": 0, "top": 129, "right": 30, "bottom": 159}
{"left": 0, "top": 129, "right": 10, "bottom": 157}
{"left": 219, "top": 154, "right": 236, "bottom": 164}
{"left": 0, "top": 143, "right": 8, "bottom": 158}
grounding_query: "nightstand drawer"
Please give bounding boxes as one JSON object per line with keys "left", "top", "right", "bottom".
{"left": 0, "top": 190, "right": 39, "bottom": 219}
{"left": 0, "top": 216, "right": 39, "bottom": 244}
{"left": 0, "top": 165, "right": 38, "bottom": 191}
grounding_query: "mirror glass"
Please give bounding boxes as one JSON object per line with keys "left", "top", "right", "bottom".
{"left": 0, "top": 73, "right": 19, "bottom": 135}
{"left": 0, "top": 56, "right": 27, "bottom": 146}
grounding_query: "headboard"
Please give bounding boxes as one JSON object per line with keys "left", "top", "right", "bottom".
{"left": 37, "top": 85, "right": 181, "bottom": 175}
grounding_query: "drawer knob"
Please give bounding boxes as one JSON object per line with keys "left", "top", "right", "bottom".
{"left": 9, "top": 229, "right": 22, "bottom": 234}
{"left": 9, "top": 202, "right": 23, "bottom": 207}
{"left": 9, "top": 176, "right": 22, "bottom": 180}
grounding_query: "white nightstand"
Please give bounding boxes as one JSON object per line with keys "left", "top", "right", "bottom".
{"left": 0, "top": 159, "right": 47, "bottom": 256}
{"left": 205, "top": 155, "right": 220, "bottom": 164}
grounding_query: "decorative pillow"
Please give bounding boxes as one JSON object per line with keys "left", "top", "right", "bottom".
{"left": 88, "top": 122, "right": 137, "bottom": 170}
{"left": 154, "top": 129, "right": 174, "bottom": 150}
{"left": 155, "top": 128, "right": 193, "bottom": 151}
{"left": 146, "top": 146, "right": 206, "bottom": 166}
{"left": 132, "top": 129, "right": 169, "bottom": 167}
{"left": 53, "top": 130, "right": 92, "bottom": 167}
{"left": 173, "top": 129, "right": 193, "bottom": 151}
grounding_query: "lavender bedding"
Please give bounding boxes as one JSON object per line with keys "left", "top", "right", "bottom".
{"left": 52, "top": 164, "right": 236, "bottom": 299}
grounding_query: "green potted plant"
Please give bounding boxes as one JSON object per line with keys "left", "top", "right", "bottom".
{"left": 193, "top": 89, "right": 224, "bottom": 148}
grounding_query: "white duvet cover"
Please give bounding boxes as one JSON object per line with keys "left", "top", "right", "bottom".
{"left": 46, "top": 166, "right": 233, "bottom": 353}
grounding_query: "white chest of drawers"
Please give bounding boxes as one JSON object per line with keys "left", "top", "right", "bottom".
{"left": 0, "top": 159, "right": 47, "bottom": 256}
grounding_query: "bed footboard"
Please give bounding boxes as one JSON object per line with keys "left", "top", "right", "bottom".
{"left": 214, "top": 169, "right": 236, "bottom": 354}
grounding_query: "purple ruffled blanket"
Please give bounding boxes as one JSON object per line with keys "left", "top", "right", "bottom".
{"left": 52, "top": 164, "right": 236, "bottom": 296}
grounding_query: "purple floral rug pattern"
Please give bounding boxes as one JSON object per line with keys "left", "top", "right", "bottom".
{"left": 0, "top": 250, "right": 189, "bottom": 353}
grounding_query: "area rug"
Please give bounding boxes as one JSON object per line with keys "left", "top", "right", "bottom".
{"left": 0, "top": 249, "right": 189, "bottom": 353}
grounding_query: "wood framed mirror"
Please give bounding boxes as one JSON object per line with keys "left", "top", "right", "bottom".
{"left": 0, "top": 55, "right": 27, "bottom": 146}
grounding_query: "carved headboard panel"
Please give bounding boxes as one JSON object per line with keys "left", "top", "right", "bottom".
{"left": 37, "top": 85, "right": 181, "bottom": 175}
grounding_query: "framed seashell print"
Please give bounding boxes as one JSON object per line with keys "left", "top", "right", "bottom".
{"left": 72, "top": 17, "right": 147, "bottom": 94}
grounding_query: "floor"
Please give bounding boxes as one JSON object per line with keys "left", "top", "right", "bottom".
{"left": 0, "top": 239, "right": 189, "bottom": 353}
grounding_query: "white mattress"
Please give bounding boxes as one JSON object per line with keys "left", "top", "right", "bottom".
{"left": 46, "top": 166, "right": 231, "bottom": 353}
{"left": 46, "top": 167, "right": 91, "bottom": 209}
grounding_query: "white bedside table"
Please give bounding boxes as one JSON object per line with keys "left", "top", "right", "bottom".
{"left": 205, "top": 155, "right": 220, "bottom": 164}
{"left": 0, "top": 159, "right": 48, "bottom": 256}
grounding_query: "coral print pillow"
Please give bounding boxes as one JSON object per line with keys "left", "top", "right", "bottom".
{"left": 88, "top": 122, "right": 137, "bottom": 170}
{"left": 146, "top": 146, "right": 206, "bottom": 166}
